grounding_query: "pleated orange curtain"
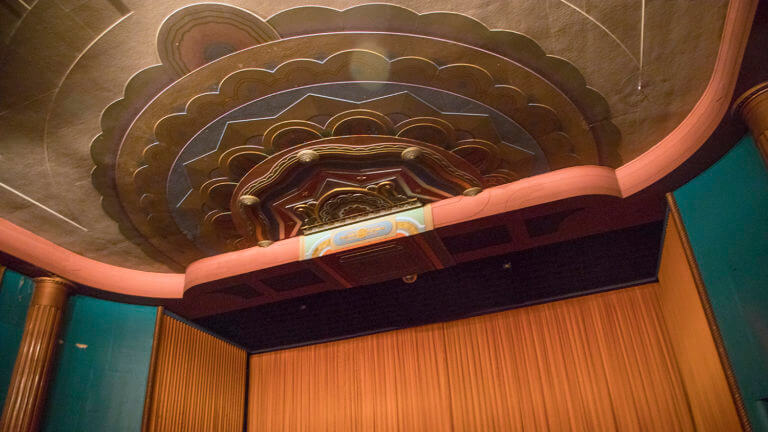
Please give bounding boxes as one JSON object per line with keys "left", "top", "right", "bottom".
{"left": 248, "top": 284, "right": 699, "bottom": 432}
{"left": 144, "top": 314, "right": 247, "bottom": 432}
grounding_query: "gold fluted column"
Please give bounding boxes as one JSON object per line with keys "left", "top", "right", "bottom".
{"left": 0, "top": 277, "right": 71, "bottom": 432}
{"left": 733, "top": 81, "right": 768, "bottom": 167}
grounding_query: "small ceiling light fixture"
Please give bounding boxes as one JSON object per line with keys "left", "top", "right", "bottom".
{"left": 402, "top": 273, "right": 418, "bottom": 284}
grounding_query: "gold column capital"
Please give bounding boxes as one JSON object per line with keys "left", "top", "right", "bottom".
{"left": 30, "top": 277, "right": 72, "bottom": 307}
{"left": 733, "top": 81, "right": 768, "bottom": 167}
{"left": 732, "top": 82, "right": 768, "bottom": 116}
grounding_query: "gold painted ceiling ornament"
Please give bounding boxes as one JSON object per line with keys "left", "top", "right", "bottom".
{"left": 463, "top": 187, "right": 483, "bottom": 197}
{"left": 182, "top": 91, "right": 533, "bottom": 191}
{"left": 296, "top": 150, "right": 320, "bottom": 165}
{"left": 229, "top": 135, "right": 484, "bottom": 244}
{"left": 294, "top": 181, "right": 420, "bottom": 235}
{"left": 157, "top": 90, "right": 537, "bottom": 251}
{"left": 89, "top": 2, "right": 622, "bottom": 267}
{"left": 157, "top": 3, "right": 279, "bottom": 77}
{"left": 401, "top": 147, "right": 424, "bottom": 161}
{"left": 238, "top": 195, "right": 260, "bottom": 207}
{"left": 126, "top": 45, "right": 580, "bottom": 251}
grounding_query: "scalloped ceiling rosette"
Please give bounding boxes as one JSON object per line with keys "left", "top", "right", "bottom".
{"left": 91, "top": 2, "right": 622, "bottom": 267}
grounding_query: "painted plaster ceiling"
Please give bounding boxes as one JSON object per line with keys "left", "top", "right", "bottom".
{"left": 0, "top": 0, "right": 728, "bottom": 272}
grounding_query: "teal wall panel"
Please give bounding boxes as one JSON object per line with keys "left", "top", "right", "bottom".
{"left": 674, "top": 135, "right": 768, "bottom": 431}
{"left": 0, "top": 269, "right": 34, "bottom": 408}
{"left": 42, "top": 295, "right": 157, "bottom": 432}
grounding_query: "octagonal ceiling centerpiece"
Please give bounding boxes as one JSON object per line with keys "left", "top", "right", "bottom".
{"left": 91, "top": 2, "right": 623, "bottom": 267}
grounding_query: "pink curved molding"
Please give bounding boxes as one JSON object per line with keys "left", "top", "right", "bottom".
{"left": 0, "top": 0, "right": 757, "bottom": 299}
{"left": 430, "top": 165, "right": 621, "bottom": 228}
{"left": 0, "top": 219, "right": 183, "bottom": 298}
{"left": 615, "top": 0, "right": 757, "bottom": 195}
{"left": 184, "top": 237, "right": 301, "bottom": 291}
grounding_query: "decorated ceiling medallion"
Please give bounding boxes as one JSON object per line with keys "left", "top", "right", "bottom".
{"left": 158, "top": 3, "right": 279, "bottom": 76}
{"left": 228, "top": 135, "right": 483, "bottom": 245}
{"left": 176, "top": 90, "right": 533, "bottom": 242}
{"left": 90, "top": 2, "right": 622, "bottom": 267}
{"left": 294, "top": 181, "right": 420, "bottom": 235}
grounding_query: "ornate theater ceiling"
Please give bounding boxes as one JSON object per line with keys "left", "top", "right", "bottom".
{"left": 0, "top": 1, "right": 729, "bottom": 272}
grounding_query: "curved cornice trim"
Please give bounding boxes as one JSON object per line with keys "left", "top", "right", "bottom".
{"left": 615, "top": 0, "right": 757, "bottom": 196}
{"left": 0, "top": 219, "right": 183, "bottom": 298}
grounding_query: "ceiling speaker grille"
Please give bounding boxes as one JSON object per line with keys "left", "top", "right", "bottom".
{"left": 442, "top": 225, "right": 511, "bottom": 255}
{"left": 261, "top": 269, "right": 324, "bottom": 292}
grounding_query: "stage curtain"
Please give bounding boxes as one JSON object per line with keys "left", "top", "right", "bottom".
{"left": 249, "top": 322, "right": 453, "bottom": 431}
{"left": 144, "top": 314, "right": 246, "bottom": 432}
{"left": 249, "top": 284, "right": 701, "bottom": 431}
{"left": 656, "top": 214, "right": 743, "bottom": 431}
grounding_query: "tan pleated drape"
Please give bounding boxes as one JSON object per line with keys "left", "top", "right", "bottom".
{"left": 248, "top": 284, "right": 708, "bottom": 432}
{"left": 656, "top": 212, "right": 743, "bottom": 431}
{"left": 143, "top": 314, "right": 247, "bottom": 432}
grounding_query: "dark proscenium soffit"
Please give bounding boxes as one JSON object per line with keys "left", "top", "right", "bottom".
{"left": 194, "top": 220, "right": 664, "bottom": 353}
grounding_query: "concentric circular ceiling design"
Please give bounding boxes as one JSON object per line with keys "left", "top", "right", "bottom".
{"left": 91, "top": 3, "right": 623, "bottom": 267}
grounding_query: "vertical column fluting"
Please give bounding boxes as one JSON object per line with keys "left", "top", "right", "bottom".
{"left": 0, "top": 277, "right": 71, "bottom": 432}
{"left": 733, "top": 81, "right": 768, "bottom": 168}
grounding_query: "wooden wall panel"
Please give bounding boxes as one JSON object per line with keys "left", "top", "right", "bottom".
{"left": 144, "top": 314, "right": 246, "bottom": 432}
{"left": 656, "top": 213, "right": 743, "bottom": 431}
{"left": 248, "top": 284, "right": 701, "bottom": 431}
